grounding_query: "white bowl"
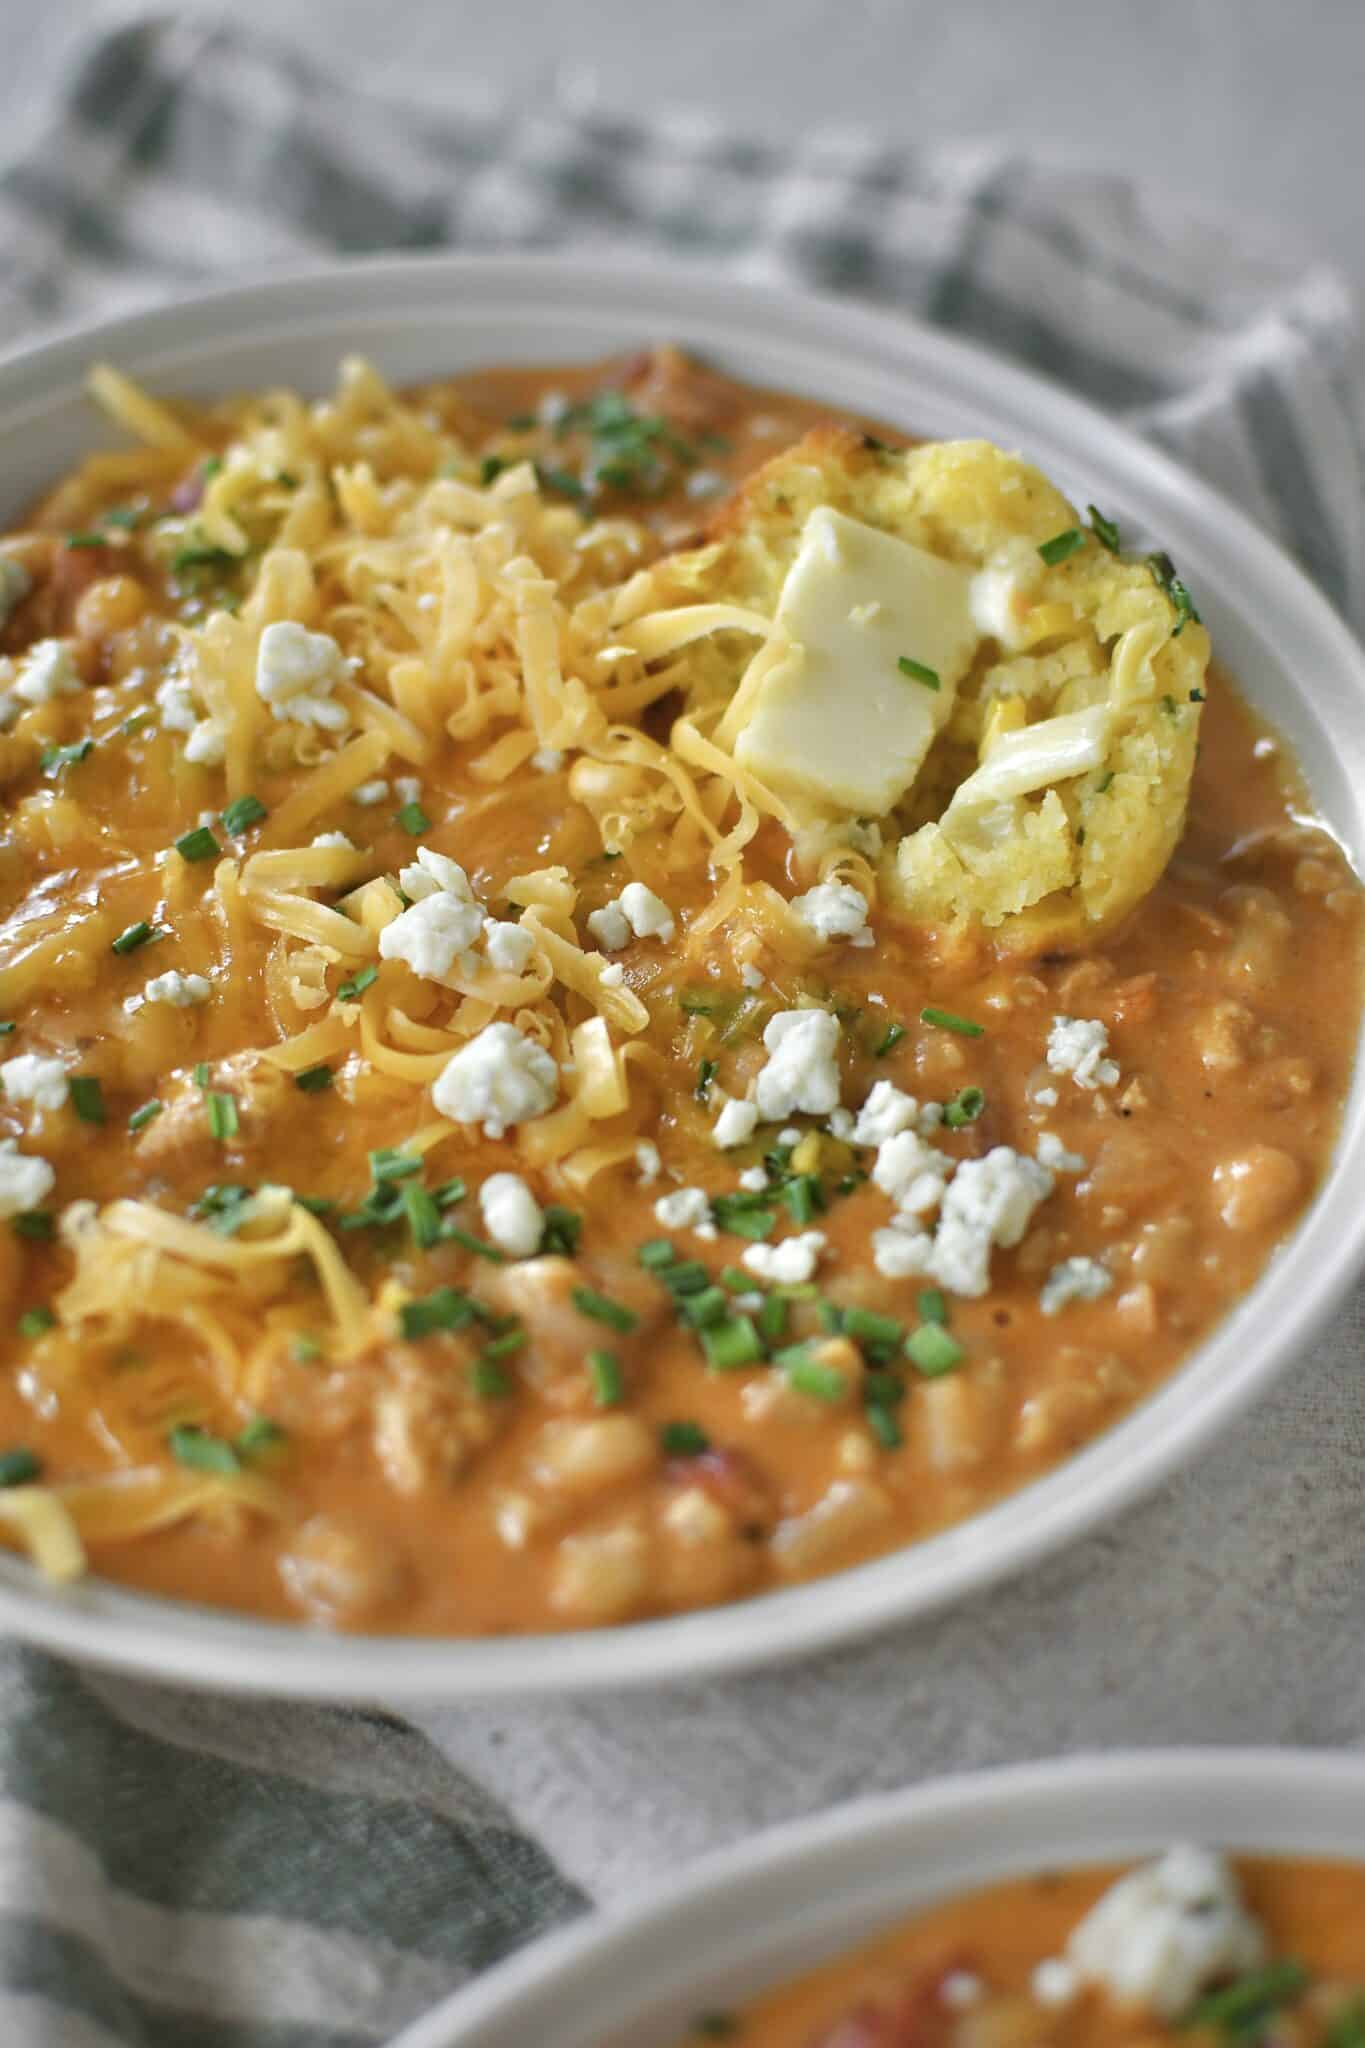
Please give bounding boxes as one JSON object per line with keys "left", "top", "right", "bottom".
{"left": 391, "top": 1747, "right": 1365, "bottom": 2047}
{"left": 1, "top": 255, "right": 1363, "bottom": 1700}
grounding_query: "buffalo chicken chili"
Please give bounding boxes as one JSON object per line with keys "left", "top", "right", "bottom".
{"left": 679, "top": 1848, "right": 1365, "bottom": 2046}
{"left": 0, "top": 348, "right": 1357, "bottom": 1632}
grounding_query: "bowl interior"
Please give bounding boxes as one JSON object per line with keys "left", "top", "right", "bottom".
{"left": 390, "top": 1751, "right": 1365, "bottom": 2047}
{"left": 1, "top": 256, "right": 1364, "bottom": 1698}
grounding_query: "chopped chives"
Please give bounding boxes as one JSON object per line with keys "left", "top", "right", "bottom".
{"left": 710, "top": 1199, "right": 776, "bottom": 1241}
{"left": 866, "top": 1403, "right": 903, "bottom": 1449}
{"left": 193, "top": 1062, "right": 210, "bottom": 1086}
{"left": 1086, "top": 503, "right": 1120, "bottom": 553}
{"left": 0, "top": 1447, "right": 42, "bottom": 1487}
{"left": 782, "top": 1353, "right": 848, "bottom": 1403}
{"left": 897, "top": 655, "right": 940, "bottom": 690}
{"left": 399, "top": 1286, "right": 475, "bottom": 1339}
{"left": 1184, "top": 1963, "right": 1308, "bottom": 2035}
{"left": 906, "top": 1322, "right": 964, "bottom": 1376}
{"left": 294, "top": 1064, "right": 333, "bottom": 1093}
{"left": 16, "top": 1308, "right": 55, "bottom": 1339}
{"left": 1037, "top": 526, "right": 1085, "bottom": 566}
{"left": 718, "top": 1266, "right": 751, "bottom": 1293}
{"left": 919, "top": 1005, "right": 983, "bottom": 1038}
{"left": 701, "top": 1315, "right": 762, "bottom": 1371}
{"left": 191, "top": 1183, "right": 253, "bottom": 1235}
{"left": 129, "top": 1099, "right": 162, "bottom": 1133}
{"left": 756, "top": 1292, "right": 789, "bottom": 1344}
{"left": 111, "top": 920, "right": 154, "bottom": 955}
{"left": 471, "top": 1358, "right": 513, "bottom": 1398}
{"left": 842, "top": 1306, "right": 903, "bottom": 1349}
{"left": 370, "top": 1147, "right": 423, "bottom": 1183}
{"left": 432, "top": 1177, "right": 467, "bottom": 1210}
{"left": 481, "top": 1327, "right": 527, "bottom": 1361}
{"left": 679, "top": 1286, "right": 731, "bottom": 1330}
{"left": 571, "top": 1286, "right": 639, "bottom": 1333}
{"left": 69, "top": 1076, "right": 105, "bottom": 1125}
{"left": 205, "top": 1091, "right": 238, "bottom": 1141}
{"left": 660, "top": 1420, "right": 710, "bottom": 1458}
{"left": 657, "top": 1261, "right": 711, "bottom": 1297}
{"left": 480, "top": 454, "right": 507, "bottom": 486}
{"left": 336, "top": 963, "right": 378, "bottom": 1002}
{"left": 401, "top": 1182, "right": 441, "bottom": 1249}
{"left": 219, "top": 794, "right": 267, "bottom": 835}
{"left": 587, "top": 1349, "right": 625, "bottom": 1406}
{"left": 11, "top": 1211, "right": 53, "bottom": 1241}
{"left": 40, "top": 739, "right": 94, "bottom": 777}
{"left": 291, "top": 1334, "right": 323, "bottom": 1362}
{"left": 637, "top": 1238, "right": 676, "bottom": 1269}
{"left": 174, "top": 825, "right": 221, "bottom": 862}
{"left": 779, "top": 1174, "right": 822, "bottom": 1226}
{"left": 874, "top": 1022, "right": 906, "bottom": 1058}
{"left": 171, "top": 542, "right": 237, "bottom": 574}
{"left": 237, "top": 1416, "right": 286, "bottom": 1459}
{"left": 1147, "top": 550, "right": 1201, "bottom": 635}
{"left": 863, "top": 1368, "right": 905, "bottom": 1406}
{"left": 395, "top": 801, "right": 430, "bottom": 835}
{"left": 0, "top": 1023, "right": 13, "bottom": 1036}
{"left": 440, "top": 1224, "right": 506, "bottom": 1261}
{"left": 536, "top": 462, "right": 589, "bottom": 502}
{"left": 695, "top": 1057, "right": 718, "bottom": 1102}
{"left": 538, "top": 1205, "right": 582, "bottom": 1256}
{"left": 167, "top": 1424, "right": 239, "bottom": 1475}
{"left": 943, "top": 1085, "right": 986, "bottom": 1129}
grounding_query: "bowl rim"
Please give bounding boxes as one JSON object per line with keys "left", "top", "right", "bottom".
{"left": 389, "top": 1746, "right": 1365, "bottom": 2047}
{"left": 1, "top": 249, "right": 1364, "bottom": 1700}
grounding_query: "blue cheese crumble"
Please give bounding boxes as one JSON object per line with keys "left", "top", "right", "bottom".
{"left": 874, "top": 1146, "right": 1054, "bottom": 1296}
{"left": 1061, "top": 1846, "right": 1265, "bottom": 2017}
{"left": 431, "top": 1022, "right": 558, "bottom": 1138}
{"left": 1047, "top": 1013, "right": 1119, "bottom": 1090}
{"left": 754, "top": 1010, "right": 841, "bottom": 1120}
{"left": 0, "top": 1137, "right": 55, "bottom": 1216}
{"left": 1039, "top": 1255, "right": 1112, "bottom": 1315}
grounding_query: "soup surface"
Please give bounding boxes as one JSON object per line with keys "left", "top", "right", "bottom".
{"left": 677, "top": 1849, "right": 1365, "bottom": 2045}
{"left": 0, "top": 348, "right": 1358, "bottom": 1634}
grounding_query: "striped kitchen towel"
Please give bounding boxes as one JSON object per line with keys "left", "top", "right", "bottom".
{"left": 0, "top": 13, "right": 1362, "bottom": 2046}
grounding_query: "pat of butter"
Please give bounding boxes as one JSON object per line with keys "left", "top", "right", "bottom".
{"left": 733, "top": 507, "right": 978, "bottom": 815}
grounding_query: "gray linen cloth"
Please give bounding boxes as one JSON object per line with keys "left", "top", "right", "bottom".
{"left": 0, "top": 14, "right": 1363, "bottom": 2044}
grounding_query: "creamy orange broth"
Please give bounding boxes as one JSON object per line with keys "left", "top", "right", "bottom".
{"left": 0, "top": 349, "right": 1359, "bottom": 1633}
{"left": 688, "top": 1858, "right": 1365, "bottom": 2045}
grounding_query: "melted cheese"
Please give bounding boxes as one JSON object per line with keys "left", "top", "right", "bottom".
{"left": 941, "top": 705, "right": 1110, "bottom": 855}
